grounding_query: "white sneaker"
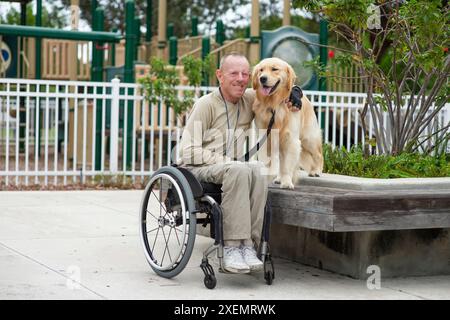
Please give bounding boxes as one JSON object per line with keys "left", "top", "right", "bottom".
{"left": 241, "top": 245, "right": 264, "bottom": 271}
{"left": 223, "top": 246, "right": 250, "bottom": 273}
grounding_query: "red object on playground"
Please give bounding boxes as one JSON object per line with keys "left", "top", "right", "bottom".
{"left": 95, "top": 44, "right": 110, "bottom": 50}
{"left": 328, "top": 50, "right": 335, "bottom": 59}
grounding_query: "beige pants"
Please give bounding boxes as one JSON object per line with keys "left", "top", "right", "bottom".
{"left": 187, "top": 161, "right": 269, "bottom": 246}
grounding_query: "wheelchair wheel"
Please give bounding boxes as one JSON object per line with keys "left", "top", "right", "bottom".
{"left": 140, "top": 167, "right": 197, "bottom": 278}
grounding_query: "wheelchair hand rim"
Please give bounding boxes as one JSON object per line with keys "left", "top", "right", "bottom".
{"left": 140, "top": 173, "right": 189, "bottom": 272}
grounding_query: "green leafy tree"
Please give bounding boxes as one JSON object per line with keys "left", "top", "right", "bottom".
{"left": 58, "top": 0, "right": 249, "bottom": 37}
{"left": 293, "top": 0, "right": 450, "bottom": 156}
{"left": 0, "top": 3, "right": 67, "bottom": 28}
{"left": 138, "top": 55, "right": 214, "bottom": 116}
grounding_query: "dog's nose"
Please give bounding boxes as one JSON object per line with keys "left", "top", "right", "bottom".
{"left": 260, "top": 76, "right": 267, "bottom": 84}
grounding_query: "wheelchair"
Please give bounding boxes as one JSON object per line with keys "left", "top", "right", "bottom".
{"left": 139, "top": 164, "right": 275, "bottom": 289}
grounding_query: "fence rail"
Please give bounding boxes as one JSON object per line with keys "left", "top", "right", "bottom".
{"left": 0, "top": 78, "right": 448, "bottom": 187}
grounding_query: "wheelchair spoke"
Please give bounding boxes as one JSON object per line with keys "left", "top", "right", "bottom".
{"left": 146, "top": 209, "right": 159, "bottom": 221}
{"left": 173, "top": 226, "right": 181, "bottom": 246}
{"left": 150, "top": 189, "right": 168, "bottom": 216}
{"left": 174, "top": 227, "right": 184, "bottom": 234}
{"left": 146, "top": 227, "right": 159, "bottom": 234}
{"left": 151, "top": 227, "right": 160, "bottom": 254}
{"left": 160, "top": 227, "right": 173, "bottom": 267}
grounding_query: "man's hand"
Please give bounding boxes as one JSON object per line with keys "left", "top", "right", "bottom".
{"left": 287, "top": 101, "right": 300, "bottom": 112}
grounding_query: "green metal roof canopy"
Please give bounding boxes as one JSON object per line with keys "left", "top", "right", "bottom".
{"left": 0, "top": 25, "right": 122, "bottom": 42}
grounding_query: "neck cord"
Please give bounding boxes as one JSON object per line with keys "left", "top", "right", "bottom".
{"left": 219, "top": 87, "right": 240, "bottom": 156}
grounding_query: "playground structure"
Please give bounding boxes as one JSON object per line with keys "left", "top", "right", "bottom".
{"left": 0, "top": 0, "right": 364, "bottom": 91}
{"left": 0, "top": 0, "right": 371, "bottom": 182}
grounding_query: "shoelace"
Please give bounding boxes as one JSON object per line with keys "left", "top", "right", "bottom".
{"left": 225, "top": 246, "right": 241, "bottom": 256}
{"left": 242, "top": 246, "right": 257, "bottom": 258}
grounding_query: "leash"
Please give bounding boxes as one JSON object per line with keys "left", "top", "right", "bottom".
{"left": 237, "top": 85, "right": 303, "bottom": 161}
{"left": 236, "top": 109, "right": 276, "bottom": 162}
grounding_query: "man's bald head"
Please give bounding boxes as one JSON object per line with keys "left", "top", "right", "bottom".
{"left": 219, "top": 52, "right": 250, "bottom": 71}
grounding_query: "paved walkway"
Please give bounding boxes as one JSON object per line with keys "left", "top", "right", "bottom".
{"left": 0, "top": 190, "right": 449, "bottom": 300}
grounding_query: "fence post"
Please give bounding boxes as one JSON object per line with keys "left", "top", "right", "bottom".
{"left": 110, "top": 78, "right": 120, "bottom": 174}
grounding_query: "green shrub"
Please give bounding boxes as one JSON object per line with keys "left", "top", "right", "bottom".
{"left": 323, "top": 144, "right": 450, "bottom": 178}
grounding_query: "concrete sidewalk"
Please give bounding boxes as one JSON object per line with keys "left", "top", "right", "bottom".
{"left": 0, "top": 190, "right": 449, "bottom": 300}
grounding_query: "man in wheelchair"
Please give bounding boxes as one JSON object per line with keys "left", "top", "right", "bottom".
{"left": 177, "top": 53, "right": 300, "bottom": 274}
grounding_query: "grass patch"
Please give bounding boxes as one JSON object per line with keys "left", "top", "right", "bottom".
{"left": 323, "top": 144, "right": 450, "bottom": 178}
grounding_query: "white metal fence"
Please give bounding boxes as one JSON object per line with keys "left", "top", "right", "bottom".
{"left": 0, "top": 78, "right": 449, "bottom": 187}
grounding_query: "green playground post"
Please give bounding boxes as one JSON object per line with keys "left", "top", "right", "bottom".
{"left": 169, "top": 36, "right": 178, "bottom": 65}
{"left": 92, "top": 0, "right": 98, "bottom": 14}
{"left": 19, "top": 1, "right": 27, "bottom": 152}
{"left": 35, "top": 0, "right": 42, "bottom": 80}
{"left": 91, "top": 8, "right": 105, "bottom": 82}
{"left": 146, "top": 0, "right": 152, "bottom": 42}
{"left": 124, "top": 0, "right": 136, "bottom": 168}
{"left": 167, "top": 22, "right": 174, "bottom": 39}
{"left": 215, "top": 19, "right": 225, "bottom": 45}
{"left": 191, "top": 16, "right": 198, "bottom": 36}
{"left": 93, "top": 8, "right": 105, "bottom": 170}
{"left": 319, "top": 19, "right": 329, "bottom": 133}
{"left": 319, "top": 19, "right": 328, "bottom": 92}
{"left": 34, "top": 0, "right": 42, "bottom": 157}
{"left": 135, "top": 17, "right": 141, "bottom": 60}
{"left": 124, "top": 1, "right": 136, "bottom": 84}
{"left": 215, "top": 19, "right": 225, "bottom": 68}
{"left": 201, "top": 36, "right": 210, "bottom": 86}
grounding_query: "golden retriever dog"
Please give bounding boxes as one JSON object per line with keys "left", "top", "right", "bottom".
{"left": 252, "top": 57, "right": 323, "bottom": 189}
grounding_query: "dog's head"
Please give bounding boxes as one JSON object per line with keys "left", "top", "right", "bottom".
{"left": 252, "top": 57, "right": 296, "bottom": 102}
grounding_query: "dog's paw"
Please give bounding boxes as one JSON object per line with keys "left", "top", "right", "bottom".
{"left": 308, "top": 172, "right": 321, "bottom": 177}
{"left": 280, "top": 181, "right": 295, "bottom": 189}
{"left": 272, "top": 176, "right": 281, "bottom": 184}
{"left": 279, "top": 176, "right": 294, "bottom": 189}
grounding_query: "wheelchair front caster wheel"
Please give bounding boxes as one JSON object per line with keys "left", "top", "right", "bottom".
{"left": 265, "top": 270, "right": 274, "bottom": 285}
{"left": 263, "top": 254, "right": 275, "bottom": 285}
{"left": 204, "top": 274, "right": 217, "bottom": 289}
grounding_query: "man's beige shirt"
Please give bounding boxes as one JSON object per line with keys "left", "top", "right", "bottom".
{"left": 178, "top": 88, "right": 256, "bottom": 166}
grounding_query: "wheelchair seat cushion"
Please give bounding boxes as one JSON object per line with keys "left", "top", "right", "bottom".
{"left": 201, "top": 182, "right": 222, "bottom": 204}
{"left": 200, "top": 182, "right": 222, "bottom": 195}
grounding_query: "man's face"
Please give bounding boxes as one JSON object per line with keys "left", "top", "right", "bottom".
{"left": 216, "top": 56, "right": 250, "bottom": 103}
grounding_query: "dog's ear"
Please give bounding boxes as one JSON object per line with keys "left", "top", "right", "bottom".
{"left": 286, "top": 64, "right": 297, "bottom": 89}
{"left": 252, "top": 64, "right": 260, "bottom": 90}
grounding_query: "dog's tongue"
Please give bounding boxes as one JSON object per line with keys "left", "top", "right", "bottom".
{"left": 260, "top": 86, "right": 272, "bottom": 96}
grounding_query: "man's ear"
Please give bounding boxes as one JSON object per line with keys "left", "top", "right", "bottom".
{"left": 252, "top": 64, "right": 260, "bottom": 90}
{"left": 286, "top": 64, "right": 297, "bottom": 89}
{"left": 216, "top": 69, "right": 222, "bottom": 85}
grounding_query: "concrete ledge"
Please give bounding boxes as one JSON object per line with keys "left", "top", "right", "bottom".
{"left": 268, "top": 178, "right": 450, "bottom": 232}
{"left": 296, "top": 171, "right": 450, "bottom": 191}
{"left": 269, "top": 173, "right": 450, "bottom": 279}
